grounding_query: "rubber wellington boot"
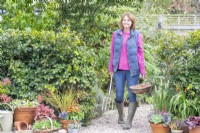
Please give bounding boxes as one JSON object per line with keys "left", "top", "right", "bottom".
{"left": 116, "top": 102, "right": 125, "bottom": 124}
{"left": 122, "top": 102, "right": 138, "bottom": 129}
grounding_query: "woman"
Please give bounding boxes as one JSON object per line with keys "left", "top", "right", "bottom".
{"left": 109, "top": 12, "right": 146, "bottom": 130}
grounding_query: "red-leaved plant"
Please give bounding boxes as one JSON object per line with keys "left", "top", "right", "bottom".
{"left": 0, "top": 77, "right": 11, "bottom": 94}
{"left": 0, "top": 94, "right": 12, "bottom": 103}
{"left": 34, "top": 104, "right": 57, "bottom": 120}
{"left": 0, "top": 94, "right": 12, "bottom": 110}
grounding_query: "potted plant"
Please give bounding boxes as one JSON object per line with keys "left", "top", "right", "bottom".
{"left": 0, "top": 78, "right": 14, "bottom": 131}
{"left": 169, "top": 118, "right": 184, "bottom": 133}
{"left": 41, "top": 85, "right": 79, "bottom": 113}
{"left": 148, "top": 80, "right": 172, "bottom": 133}
{"left": 58, "top": 105, "right": 84, "bottom": 129}
{"left": 148, "top": 111, "right": 171, "bottom": 133}
{"left": 31, "top": 104, "right": 60, "bottom": 133}
{"left": 32, "top": 116, "right": 61, "bottom": 133}
{"left": 41, "top": 85, "right": 84, "bottom": 129}
{"left": 170, "top": 84, "right": 199, "bottom": 133}
{"left": 185, "top": 116, "right": 200, "bottom": 133}
{"left": 67, "top": 105, "right": 84, "bottom": 122}
{"left": 0, "top": 94, "right": 13, "bottom": 131}
{"left": 34, "top": 104, "right": 57, "bottom": 121}
{"left": 68, "top": 122, "right": 81, "bottom": 133}
{"left": 11, "top": 99, "right": 39, "bottom": 125}
{"left": 58, "top": 111, "right": 72, "bottom": 129}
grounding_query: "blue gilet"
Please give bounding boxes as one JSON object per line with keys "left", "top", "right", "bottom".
{"left": 113, "top": 29, "right": 140, "bottom": 77}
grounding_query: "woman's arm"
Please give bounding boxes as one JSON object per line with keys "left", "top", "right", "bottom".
{"left": 137, "top": 33, "right": 146, "bottom": 79}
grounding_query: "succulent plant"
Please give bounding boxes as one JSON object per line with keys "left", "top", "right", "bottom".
{"left": 148, "top": 111, "right": 171, "bottom": 127}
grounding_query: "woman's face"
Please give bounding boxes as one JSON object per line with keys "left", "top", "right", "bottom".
{"left": 122, "top": 15, "right": 132, "bottom": 29}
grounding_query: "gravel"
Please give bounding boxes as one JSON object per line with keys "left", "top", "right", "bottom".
{"left": 79, "top": 104, "right": 153, "bottom": 133}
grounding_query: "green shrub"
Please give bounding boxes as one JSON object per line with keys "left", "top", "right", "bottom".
{"left": 0, "top": 28, "right": 98, "bottom": 124}
{"left": 154, "top": 31, "right": 200, "bottom": 91}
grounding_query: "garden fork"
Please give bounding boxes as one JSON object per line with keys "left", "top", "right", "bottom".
{"left": 102, "top": 75, "right": 115, "bottom": 111}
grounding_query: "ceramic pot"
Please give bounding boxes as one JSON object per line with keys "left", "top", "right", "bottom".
{"left": 189, "top": 126, "right": 200, "bottom": 133}
{"left": 150, "top": 123, "right": 170, "bottom": 133}
{"left": 14, "top": 121, "right": 28, "bottom": 130}
{"left": 68, "top": 128, "right": 79, "bottom": 133}
{"left": 171, "top": 129, "right": 183, "bottom": 133}
{"left": 0, "top": 110, "right": 13, "bottom": 131}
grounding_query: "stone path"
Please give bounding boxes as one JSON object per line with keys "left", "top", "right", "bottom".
{"left": 80, "top": 104, "right": 153, "bottom": 133}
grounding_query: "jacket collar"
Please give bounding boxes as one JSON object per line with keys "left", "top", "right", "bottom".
{"left": 116, "top": 29, "right": 135, "bottom": 36}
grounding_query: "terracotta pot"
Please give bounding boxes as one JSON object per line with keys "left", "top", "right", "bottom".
{"left": 14, "top": 107, "right": 36, "bottom": 125}
{"left": 182, "top": 126, "right": 189, "bottom": 133}
{"left": 189, "top": 126, "right": 200, "bottom": 133}
{"left": 150, "top": 123, "right": 170, "bottom": 133}
{"left": 60, "top": 120, "right": 74, "bottom": 129}
{"left": 14, "top": 121, "right": 28, "bottom": 130}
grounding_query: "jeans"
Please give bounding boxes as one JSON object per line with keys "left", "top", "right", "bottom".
{"left": 114, "top": 70, "right": 139, "bottom": 103}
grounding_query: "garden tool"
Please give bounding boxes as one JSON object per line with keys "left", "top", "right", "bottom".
{"left": 108, "top": 75, "right": 113, "bottom": 97}
{"left": 101, "top": 75, "right": 115, "bottom": 111}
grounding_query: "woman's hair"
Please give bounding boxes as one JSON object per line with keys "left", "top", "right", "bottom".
{"left": 120, "top": 12, "right": 136, "bottom": 30}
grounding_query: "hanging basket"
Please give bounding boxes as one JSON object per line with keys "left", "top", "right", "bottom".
{"left": 130, "top": 82, "right": 152, "bottom": 94}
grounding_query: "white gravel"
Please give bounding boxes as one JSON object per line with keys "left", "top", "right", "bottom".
{"left": 80, "top": 104, "right": 153, "bottom": 133}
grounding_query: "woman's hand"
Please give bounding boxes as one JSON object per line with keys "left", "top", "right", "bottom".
{"left": 109, "top": 72, "right": 114, "bottom": 77}
{"left": 142, "top": 74, "right": 146, "bottom": 80}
